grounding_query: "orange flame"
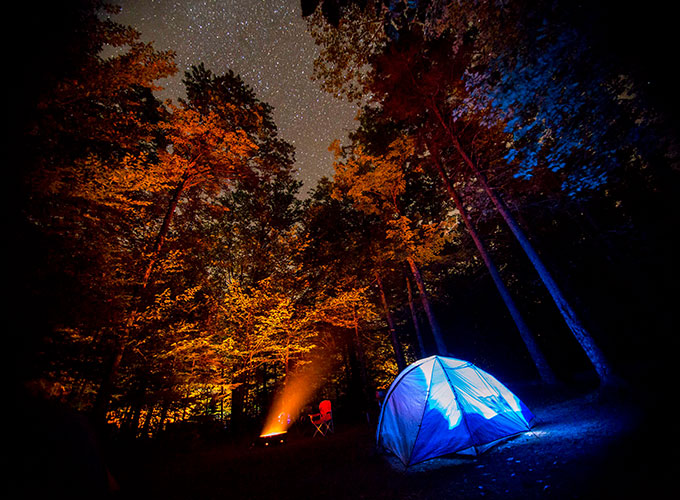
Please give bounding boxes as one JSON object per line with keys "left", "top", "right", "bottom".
{"left": 260, "top": 358, "right": 328, "bottom": 437}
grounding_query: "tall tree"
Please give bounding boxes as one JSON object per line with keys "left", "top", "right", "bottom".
{"left": 332, "top": 134, "right": 453, "bottom": 356}
{"left": 404, "top": 270, "right": 426, "bottom": 358}
{"left": 301, "top": 179, "right": 404, "bottom": 390}
{"left": 307, "top": 5, "right": 617, "bottom": 385}
{"left": 93, "top": 62, "right": 302, "bottom": 421}
{"left": 15, "top": 1, "right": 178, "bottom": 407}
{"left": 426, "top": 138, "right": 557, "bottom": 384}
{"left": 373, "top": 30, "right": 614, "bottom": 384}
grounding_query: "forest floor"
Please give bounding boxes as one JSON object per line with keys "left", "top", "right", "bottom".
{"left": 106, "top": 382, "right": 674, "bottom": 500}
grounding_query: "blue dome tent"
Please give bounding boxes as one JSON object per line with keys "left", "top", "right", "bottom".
{"left": 376, "top": 356, "right": 535, "bottom": 466}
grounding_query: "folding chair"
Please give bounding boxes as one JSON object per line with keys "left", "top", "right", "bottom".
{"left": 309, "top": 400, "right": 334, "bottom": 437}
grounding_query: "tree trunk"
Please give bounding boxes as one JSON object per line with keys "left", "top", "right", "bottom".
{"left": 428, "top": 141, "right": 558, "bottom": 385}
{"left": 92, "top": 340, "right": 126, "bottom": 424}
{"left": 345, "top": 330, "right": 365, "bottom": 419}
{"left": 142, "top": 171, "right": 190, "bottom": 287}
{"left": 405, "top": 257, "right": 448, "bottom": 356}
{"left": 383, "top": 182, "right": 445, "bottom": 357}
{"left": 220, "top": 367, "right": 226, "bottom": 423}
{"left": 155, "top": 399, "right": 170, "bottom": 438}
{"left": 352, "top": 308, "right": 371, "bottom": 391}
{"left": 141, "top": 404, "right": 154, "bottom": 438}
{"left": 121, "top": 404, "right": 134, "bottom": 430}
{"left": 93, "top": 171, "right": 191, "bottom": 423}
{"left": 429, "top": 103, "right": 611, "bottom": 385}
{"left": 230, "top": 372, "right": 247, "bottom": 434}
{"left": 129, "top": 403, "right": 142, "bottom": 438}
{"left": 404, "top": 271, "right": 427, "bottom": 358}
{"left": 352, "top": 307, "right": 373, "bottom": 420}
{"left": 375, "top": 271, "right": 406, "bottom": 371}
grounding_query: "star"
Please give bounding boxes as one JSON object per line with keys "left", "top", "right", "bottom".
{"left": 112, "top": 0, "right": 358, "bottom": 195}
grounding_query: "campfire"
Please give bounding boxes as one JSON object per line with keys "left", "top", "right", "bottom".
{"left": 258, "top": 410, "right": 291, "bottom": 446}
{"left": 259, "top": 357, "right": 328, "bottom": 444}
{"left": 257, "top": 431, "right": 288, "bottom": 447}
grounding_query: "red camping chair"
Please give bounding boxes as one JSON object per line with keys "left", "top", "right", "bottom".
{"left": 309, "top": 400, "right": 334, "bottom": 437}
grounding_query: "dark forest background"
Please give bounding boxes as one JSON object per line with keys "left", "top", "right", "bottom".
{"left": 8, "top": 0, "right": 679, "bottom": 445}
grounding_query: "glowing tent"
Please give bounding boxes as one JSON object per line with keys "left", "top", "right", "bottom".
{"left": 376, "top": 356, "right": 534, "bottom": 466}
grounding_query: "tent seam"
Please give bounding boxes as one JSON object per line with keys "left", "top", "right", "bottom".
{"left": 438, "top": 357, "right": 480, "bottom": 455}
{"left": 405, "top": 358, "right": 435, "bottom": 467}
{"left": 377, "top": 357, "right": 432, "bottom": 450}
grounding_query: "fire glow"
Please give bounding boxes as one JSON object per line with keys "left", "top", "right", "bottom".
{"left": 260, "top": 358, "right": 327, "bottom": 438}
{"left": 258, "top": 431, "right": 287, "bottom": 447}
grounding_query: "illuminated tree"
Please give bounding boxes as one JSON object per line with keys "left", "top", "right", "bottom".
{"left": 425, "top": 137, "right": 557, "bottom": 384}
{"left": 332, "top": 134, "right": 454, "bottom": 357}
{"left": 372, "top": 33, "right": 612, "bottom": 383}
{"left": 16, "top": 1, "right": 178, "bottom": 411}
{"left": 306, "top": 2, "right": 615, "bottom": 386}
{"left": 300, "top": 179, "right": 404, "bottom": 402}
{"left": 305, "top": 1, "right": 387, "bottom": 102}
{"left": 105, "top": 64, "right": 304, "bottom": 425}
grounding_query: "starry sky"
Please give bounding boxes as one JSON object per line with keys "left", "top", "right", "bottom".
{"left": 111, "top": 0, "right": 358, "bottom": 195}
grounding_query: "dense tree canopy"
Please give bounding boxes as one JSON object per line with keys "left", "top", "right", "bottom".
{"left": 12, "top": 0, "right": 678, "bottom": 442}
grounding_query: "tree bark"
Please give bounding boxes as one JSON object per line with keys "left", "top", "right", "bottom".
{"left": 429, "top": 103, "right": 611, "bottom": 385}
{"left": 92, "top": 340, "right": 126, "bottom": 424}
{"left": 141, "top": 404, "right": 154, "bottom": 438}
{"left": 428, "top": 140, "right": 558, "bottom": 385}
{"left": 230, "top": 371, "right": 247, "bottom": 434}
{"left": 405, "top": 257, "right": 448, "bottom": 356}
{"left": 142, "top": 171, "right": 191, "bottom": 287}
{"left": 375, "top": 271, "right": 406, "bottom": 371}
{"left": 155, "top": 399, "right": 170, "bottom": 438}
{"left": 404, "top": 271, "right": 427, "bottom": 358}
{"left": 93, "top": 170, "right": 192, "bottom": 423}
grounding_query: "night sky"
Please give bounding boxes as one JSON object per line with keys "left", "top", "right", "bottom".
{"left": 111, "top": 0, "right": 358, "bottom": 195}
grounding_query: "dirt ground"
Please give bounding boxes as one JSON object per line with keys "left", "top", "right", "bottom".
{"left": 106, "top": 384, "right": 674, "bottom": 500}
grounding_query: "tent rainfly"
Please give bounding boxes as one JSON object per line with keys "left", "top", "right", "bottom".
{"left": 376, "top": 356, "right": 534, "bottom": 466}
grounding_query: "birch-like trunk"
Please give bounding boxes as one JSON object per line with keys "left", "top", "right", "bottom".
{"left": 404, "top": 271, "right": 427, "bottom": 358}
{"left": 406, "top": 257, "right": 448, "bottom": 356}
{"left": 375, "top": 271, "right": 406, "bottom": 371}
{"left": 430, "top": 103, "right": 612, "bottom": 385}
{"left": 428, "top": 141, "right": 558, "bottom": 385}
